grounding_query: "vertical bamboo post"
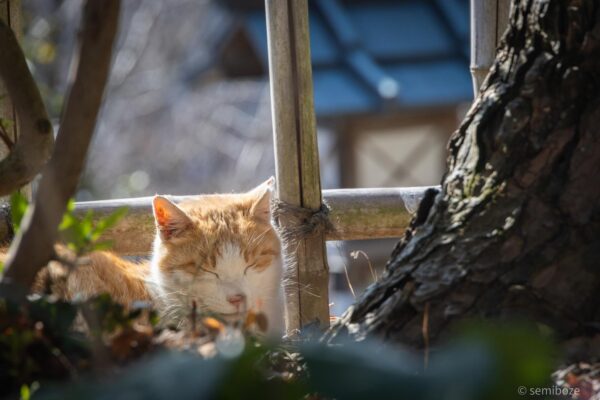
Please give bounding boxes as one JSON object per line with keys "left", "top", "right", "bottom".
{"left": 265, "top": 0, "right": 330, "bottom": 332}
{"left": 0, "top": 0, "right": 29, "bottom": 200}
{"left": 470, "top": 0, "right": 511, "bottom": 95}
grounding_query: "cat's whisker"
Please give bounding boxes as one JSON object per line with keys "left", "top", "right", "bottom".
{"left": 280, "top": 279, "right": 320, "bottom": 299}
{"left": 248, "top": 228, "right": 270, "bottom": 248}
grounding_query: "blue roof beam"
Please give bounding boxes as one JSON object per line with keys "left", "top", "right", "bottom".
{"left": 431, "top": 0, "right": 471, "bottom": 61}
{"left": 315, "top": 0, "right": 400, "bottom": 104}
{"left": 314, "top": 0, "right": 360, "bottom": 49}
{"left": 347, "top": 50, "right": 400, "bottom": 103}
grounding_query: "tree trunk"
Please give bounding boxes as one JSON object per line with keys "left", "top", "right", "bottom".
{"left": 326, "top": 0, "right": 600, "bottom": 346}
{"left": 1, "top": 0, "right": 120, "bottom": 291}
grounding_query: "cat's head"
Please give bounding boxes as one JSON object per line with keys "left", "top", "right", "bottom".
{"left": 149, "top": 178, "right": 283, "bottom": 331}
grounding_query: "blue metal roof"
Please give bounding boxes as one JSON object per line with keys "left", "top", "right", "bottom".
{"left": 347, "top": 2, "right": 456, "bottom": 60}
{"left": 242, "top": 0, "right": 472, "bottom": 118}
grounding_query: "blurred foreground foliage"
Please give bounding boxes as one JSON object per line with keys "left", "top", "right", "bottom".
{"left": 1, "top": 194, "right": 561, "bottom": 399}
{"left": 1, "top": 295, "right": 558, "bottom": 400}
{"left": 0, "top": 293, "right": 153, "bottom": 395}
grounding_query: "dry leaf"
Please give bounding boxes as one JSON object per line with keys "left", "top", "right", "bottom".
{"left": 202, "top": 317, "right": 225, "bottom": 333}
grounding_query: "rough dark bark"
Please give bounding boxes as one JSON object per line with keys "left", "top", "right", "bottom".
{"left": 1, "top": 0, "right": 120, "bottom": 291}
{"left": 326, "top": 0, "right": 600, "bottom": 346}
{"left": 0, "top": 17, "right": 54, "bottom": 196}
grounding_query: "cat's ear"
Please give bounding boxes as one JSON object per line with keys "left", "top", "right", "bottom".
{"left": 152, "top": 196, "right": 192, "bottom": 240}
{"left": 249, "top": 177, "right": 274, "bottom": 224}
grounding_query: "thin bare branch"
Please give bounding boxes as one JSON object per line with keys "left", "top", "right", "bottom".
{"left": 0, "top": 19, "right": 54, "bottom": 195}
{"left": 2, "top": 0, "right": 121, "bottom": 291}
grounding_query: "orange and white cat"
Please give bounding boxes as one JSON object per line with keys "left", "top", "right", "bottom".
{"left": 148, "top": 178, "right": 285, "bottom": 334}
{"left": 24, "top": 178, "right": 285, "bottom": 336}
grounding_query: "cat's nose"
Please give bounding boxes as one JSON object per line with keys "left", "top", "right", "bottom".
{"left": 227, "top": 294, "right": 246, "bottom": 307}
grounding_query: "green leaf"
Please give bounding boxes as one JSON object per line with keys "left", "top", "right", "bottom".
{"left": 65, "top": 199, "right": 75, "bottom": 213}
{"left": 59, "top": 204, "right": 128, "bottom": 255}
{"left": 92, "top": 207, "right": 127, "bottom": 239}
{"left": 91, "top": 241, "right": 113, "bottom": 251}
{"left": 9, "top": 192, "right": 29, "bottom": 233}
{"left": 19, "top": 381, "right": 39, "bottom": 400}
{"left": 80, "top": 210, "right": 94, "bottom": 238}
{"left": 58, "top": 213, "right": 75, "bottom": 231}
{"left": 20, "top": 384, "right": 30, "bottom": 400}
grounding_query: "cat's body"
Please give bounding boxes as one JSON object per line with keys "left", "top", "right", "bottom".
{"left": 32, "top": 249, "right": 151, "bottom": 305}
{"left": 8, "top": 179, "right": 285, "bottom": 336}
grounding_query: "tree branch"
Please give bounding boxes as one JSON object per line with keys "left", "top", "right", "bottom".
{"left": 1, "top": 0, "right": 120, "bottom": 291}
{"left": 0, "top": 18, "right": 54, "bottom": 196}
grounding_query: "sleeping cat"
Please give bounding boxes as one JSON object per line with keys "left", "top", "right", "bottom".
{"left": 26, "top": 178, "right": 285, "bottom": 336}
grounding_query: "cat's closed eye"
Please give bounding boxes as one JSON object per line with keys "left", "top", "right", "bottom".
{"left": 244, "top": 263, "right": 257, "bottom": 276}
{"left": 198, "top": 265, "right": 219, "bottom": 279}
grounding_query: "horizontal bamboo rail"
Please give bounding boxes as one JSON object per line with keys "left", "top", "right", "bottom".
{"left": 69, "top": 186, "right": 434, "bottom": 256}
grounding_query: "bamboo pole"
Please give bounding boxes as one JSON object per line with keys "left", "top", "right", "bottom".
{"left": 50, "top": 187, "right": 431, "bottom": 256}
{"left": 324, "top": 187, "right": 425, "bottom": 241}
{"left": 470, "top": 0, "right": 511, "bottom": 95}
{"left": 264, "top": 0, "right": 330, "bottom": 332}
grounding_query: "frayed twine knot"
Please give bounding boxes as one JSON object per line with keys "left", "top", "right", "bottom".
{"left": 271, "top": 199, "right": 332, "bottom": 244}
